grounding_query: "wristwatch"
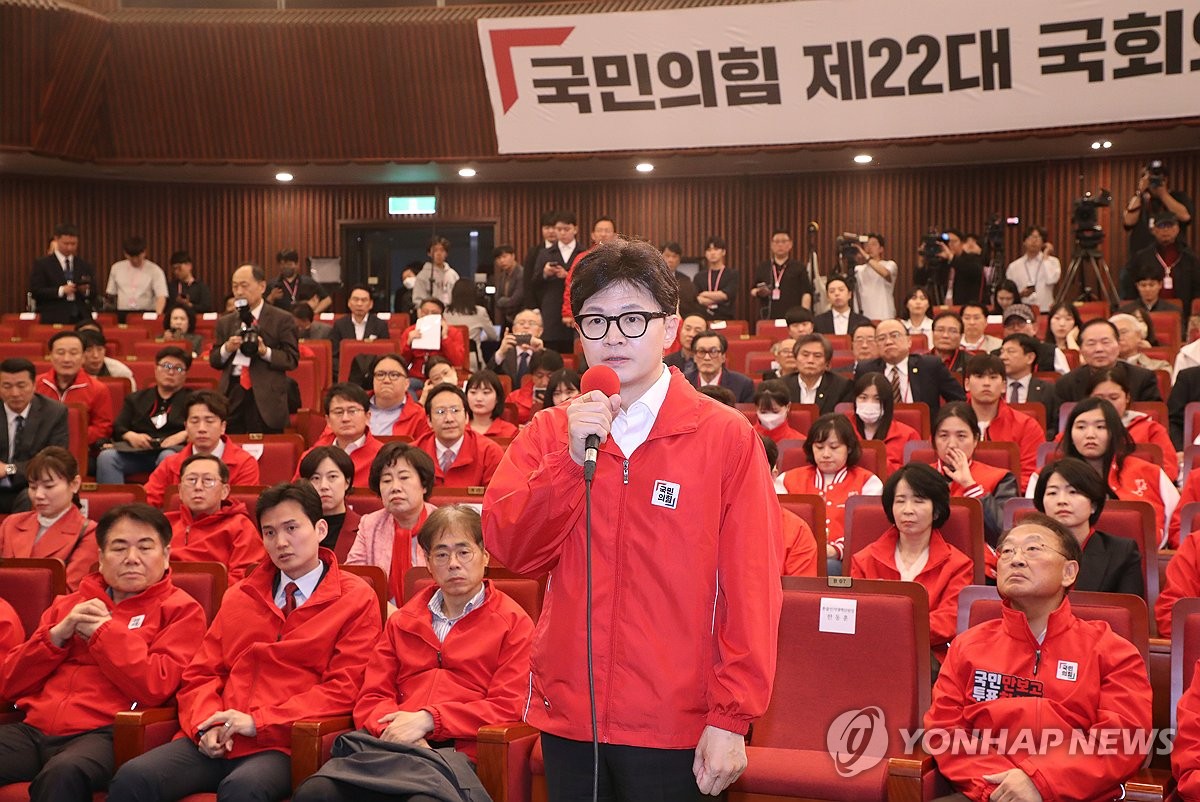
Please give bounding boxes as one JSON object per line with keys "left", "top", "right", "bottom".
{"left": 5, "top": 464, "right": 15, "bottom": 476}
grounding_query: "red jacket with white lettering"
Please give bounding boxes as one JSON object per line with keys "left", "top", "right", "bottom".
{"left": 927, "top": 599, "right": 1152, "bottom": 802}
{"left": 145, "top": 437, "right": 261, "bottom": 507}
{"left": 0, "top": 570, "right": 206, "bottom": 736}
{"left": 779, "top": 465, "right": 883, "bottom": 559}
{"left": 36, "top": 368, "right": 113, "bottom": 443}
{"left": 483, "top": 369, "right": 782, "bottom": 748}
{"left": 175, "top": 550, "right": 381, "bottom": 757}
{"left": 354, "top": 580, "right": 534, "bottom": 761}
{"left": 414, "top": 428, "right": 505, "bottom": 488}
{"left": 849, "top": 526, "right": 974, "bottom": 652}
{"left": 165, "top": 499, "right": 267, "bottom": 583}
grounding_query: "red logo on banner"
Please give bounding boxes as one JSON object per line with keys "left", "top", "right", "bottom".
{"left": 489, "top": 27, "right": 575, "bottom": 112}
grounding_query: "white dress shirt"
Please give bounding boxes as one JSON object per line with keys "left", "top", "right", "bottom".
{"left": 274, "top": 561, "right": 325, "bottom": 609}
{"left": 610, "top": 367, "right": 671, "bottom": 457}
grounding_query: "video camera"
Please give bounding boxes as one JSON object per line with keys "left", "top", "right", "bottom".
{"left": 1071, "top": 189, "right": 1112, "bottom": 250}
{"left": 1147, "top": 159, "right": 1167, "bottom": 189}
{"left": 233, "top": 298, "right": 260, "bottom": 357}
{"left": 920, "top": 230, "right": 950, "bottom": 262}
{"left": 836, "top": 233, "right": 869, "bottom": 264}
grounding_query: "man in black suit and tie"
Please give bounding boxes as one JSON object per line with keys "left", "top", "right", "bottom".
{"left": 330, "top": 284, "right": 391, "bottom": 379}
{"left": 687, "top": 330, "right": 755, "bottom": 403}
{"left": 491, "top": 309, "right": 545, "bottom": 386}
{"left": 813, "top": 277, "right": 871, "bottom": 335}
{"left": 0, "top": 358, "right": 70, "bottom": 513}
{"left": 1054, "top": 319, "right": 1162, "bottom": 403}
{"left": 210, "top": 264, "right": 300, "bottom": 435}
{"left": 854, "top": 319, "right": 965, "bottom": 415}
{"left": 1000, "top": 334, "right": 1061, "bottom": 438}
{"left": 1168, "top": 365, "right": 1200, "bottom": 450}
{"left": 29, "top": 224, "right": 97, "bottom": 325}
{"left": 784, "top": 334, "right": 851, "bottom": 415}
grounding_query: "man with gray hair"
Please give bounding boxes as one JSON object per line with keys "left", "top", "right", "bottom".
{"left": 1111, "top": 312, "right": 1172, "bottom": 375}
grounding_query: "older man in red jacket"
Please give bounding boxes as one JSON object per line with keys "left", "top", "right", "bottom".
{"left": 0, "top": 504, "right": 207, "bottom": 802}
{"left": 924, "top": 513, "right": 1152, "bottom": 802}
{"left": 107, "top": 481, "right": 382, "bottom": 802}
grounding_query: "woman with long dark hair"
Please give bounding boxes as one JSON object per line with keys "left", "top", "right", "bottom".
{"left": 851, "top": 372, "right": 920, "bottom": 473}
{"left": 931, "top": 402, "right": 1018, "bottom": 547}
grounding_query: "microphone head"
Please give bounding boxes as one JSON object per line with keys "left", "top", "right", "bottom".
{"left": 580, "top": 365, "right": 621, "bottom": 398}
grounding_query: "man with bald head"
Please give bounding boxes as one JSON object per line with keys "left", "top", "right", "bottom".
{"left": 855, "top": 318, "right": 965, "bottom": 415}
{"left": 210, "top": 263, "right": 300, "bottom": 433}
{"left": 665, "top": 313, "right": 708, "bottom": 380}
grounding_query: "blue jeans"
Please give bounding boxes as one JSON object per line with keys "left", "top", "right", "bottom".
{"left": 95, "top": 447, "right": 180, "bottom": 484}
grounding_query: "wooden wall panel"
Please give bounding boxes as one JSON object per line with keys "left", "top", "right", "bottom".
{"left": 3, "top": 149, "right": 1197, "bottom": 320}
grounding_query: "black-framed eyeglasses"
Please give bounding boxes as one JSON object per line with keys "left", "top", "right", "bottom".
{"left": 577, "top": 311, "right": 670, "bottom": 340}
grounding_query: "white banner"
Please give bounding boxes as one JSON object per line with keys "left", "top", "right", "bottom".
{"left": 477, "top": 0, "right": 1200, "bottom": 155}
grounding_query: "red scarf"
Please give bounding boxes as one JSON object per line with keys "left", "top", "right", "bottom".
{"left": 388, "top": 505, "right": 429, "bottom": 603}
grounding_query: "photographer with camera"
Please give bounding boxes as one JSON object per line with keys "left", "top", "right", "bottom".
{"left": 1124, "top": 160, "right": 1194, "bottom": 260}
{"left": 752, "top": 229, "right": 813, "bottom": 319}
{"left": 852, "top": 233, "right": 897, "bottom": 321}
{"left": 940, "top": 230, "right": 986, "bottom": 306}
{"left": 210, "top": 263, "right": 300, "bottom": 434}
{"left": 1005, "top": 225, "right": 1060, "bottom": 311}
{"left": 1123, "top": 212, "right": 1200, "bottom": 331}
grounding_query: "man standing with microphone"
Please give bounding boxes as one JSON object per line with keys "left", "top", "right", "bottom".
{"left": 483, "top": 238, "right": 782, "bottom": 800}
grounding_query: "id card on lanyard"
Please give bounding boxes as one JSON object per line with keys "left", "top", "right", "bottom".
{"left": 771, "top": 262, "right": 785, "bottom": 301}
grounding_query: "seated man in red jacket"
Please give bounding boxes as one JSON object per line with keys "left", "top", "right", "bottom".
{"left": 36, "top": 330, "right": 114, "bottom": 445}
{"left": 399, "top": 298, "right": 467, "bottom": 380}
{"left": 144, "top": 390, "right": 261, "bottom": 507}
{"left": 414, "top": 384, "right": 504, "bottom": 488}
{"left": 0, "top": 503, "right": 207, "bottom": 802}
{"left": 107, "top": 481, "right": 383, "bottom": 802}
{"left": 295, "top": 383, "right": 382, "bottom": 490}
{"left": 166, "top": 454, "right": 266, "bottom": 582}
{"left": 924, "top": 513, "right": 1152, "bottom": 802}
{"left": 291, "top": 504, "right": 534, "bottom": 801}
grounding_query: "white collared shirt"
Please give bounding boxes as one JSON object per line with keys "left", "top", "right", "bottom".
{"left": 436, "top": 435, "right": 465, "bottom": 467}
{"left": 429, "top": 584, "right": 487, "bottom": 642}
{"left": 274, "top": 560, "right": 324, "bottom": 609}
{"left": 338, "top": 433, "right": 367, "bottom": 455}
{"left": 798, "top": 377, "right": 820, "bottom": 405}
{"left": 832, "top": 309, "right": 851, "bottom": 335}
{"left": 885, "top": 361, "right": 911, "bottom": 403}
{"left": 352, "top": 316, "right": 368, "bottom": 340}
{"left": 558, "top": 241, "right": 577, "bottom": 265}
{"left": 610, "top": 366, "right": 671, "bottom": 457}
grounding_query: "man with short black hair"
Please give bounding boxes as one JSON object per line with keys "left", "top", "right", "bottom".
{"left": 694, "top": 236, "right": 739, "bottom": 321}
{"left": 523, "top": 211, "right": 558, "bottom": 302}
{"left": 95, "top": 345, "right": 192, "bottom": 483}
{"left": 931, "top": 311, "right": 969, "bottom": 378}
{"left": 689, "top": 330, "right": 755, "bottom": 403}
{"left": 855, "top": 319, "right": 965, "bottom": 415}
{"left": 493, "top": 244, "right": 524, "bottom": 328}
{"left": 1055, "top": 319, "right": 1162, "bottom": 402}
{"left": 560, "top": 216, "right": 619, "bottom": 326}
{"left": 999, "top": 333, "right": 1060, "bottom": 438}
{"left": 166, "top": 454, "right": 265, "bottom": 582}
{"left": 266, "top": 248, "right": 331, "bottom": 313}
{"left": 291, "top": 302, "right": 332, "bottom": 340}
{"left": 107, "top": 483, "right": 382, "bottom": 802}
{"left": 813, "top": 276, "right": 870, "bottom": 336}
{"left": 853, "top": 233, "right": 898, "bottom": 321}
{"left": 752, "top": 229, "right": 813, "bottom": 319}
{"left": 663, "top": 241, "right": 704, "bottom": 319}
{"left": 37, "top": 331, "right": 113, "bottom": 444}
{"left": 1121, "top": 261, "right": 1180, "bottom": 316}
{"left": 106, "top": 236, "right": 167, "bottom": 316}
{"left": 77, "top": 327, "right": 136, "bottom": 389}
{"left": 30, "top": 223, "right": 97, "bottom": 324}
{"left": 1005, "top": 225, "right": 1061, "bottom": 311}
{"left": 0, "top": 503, "right": 207, "bottom": 802}
{"left": 964, "top": 353, "right": 1043, "bottom": 492}
{"left": 415, "top": 384, "right": 504, "bottom": 488}
{"left": 295, "top": 383, "right": 382, "bottom": 489}
{"left": 330, "top": 284, "right": 390, "bottom": 378}
{"left": 785, "top": 306, "right": 815, "bottom": 339}
{"left": 938, "top": 228, "right": 985, "bottom": 305}
{"left": 960, "top": 302, "right": 1001, "bottom": 352}
{"left": 997, "top": 304, "right": 1069, "bottom": 374}
{"left": 166, "top": 250, "right": 212, "bottom": 315}
{"left": 784, "top": 334, "right": 851, "bottom": 414}
{"left": 0, "top": 358, "right": 70, "bottom": 514}
{"left": 532, "top": 213, "right": 581, "bottom": 353}
{"left": 1121, "top": 210, "right": 1199, "bottom": 330}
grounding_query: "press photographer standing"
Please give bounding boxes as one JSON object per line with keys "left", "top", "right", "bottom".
{"left": 1124, "top": 160, "right": 1193, "bottom": 259}
{"left": 210, "top": 263, "right": 299, "bottom": 434}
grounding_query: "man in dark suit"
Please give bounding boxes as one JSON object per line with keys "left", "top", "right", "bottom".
{"left": 854, "top": 319, "right": 965, "bottom": 415}
{"left": 210, "top": 263, "right": 300, "bottom": 434}
{"left": 0, "top": 358, "right": 70, "bottom": 513}
{"left": 998, "top": 304, "right": 1069, "bottom": 374}
{"left": 999, "top": 334, "right": 1061, "bottom": 438}
{"left": 29, "top": 224, "right": 97, "bottom": 325}
{"left": 330, "top": 284, "right": 391, "bottom": 378}
{"left": 1169, "top": 366, "right": 1200, "bottom": 450}
{"left": 813, "top": 277, "right": 871, "bottom": 336}
{"left": 784, "top": 334, "right": 851, "bottom": 415}
{"left": 1054, "top": 319, "right": 1162, "bottom": 403}
{"left": 522, "top": 212, "right": 557, "bottom": 308}
{"left": 688, "top": 330, "right": 755, "bottom": 403}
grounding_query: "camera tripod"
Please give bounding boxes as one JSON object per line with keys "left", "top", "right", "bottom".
{"left": 1054, "top": 242, "right": 1120, "bottom": 310}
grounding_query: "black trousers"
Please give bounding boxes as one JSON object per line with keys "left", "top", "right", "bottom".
{"left": 292, "top": 776, "right": 441, "bottom": 802}
{"left": 226, "top": 383, "right": 282, "bottom": 435}
{"left": 106, "top": 737, "right": 291, "bottom": 802}
{"left": 0, "top": 722, "right": 114, "bottom": 802}
{"left": 541, "top": 733, "right": 704, "bottom": 802}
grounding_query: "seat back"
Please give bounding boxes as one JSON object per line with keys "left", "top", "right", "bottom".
{"left": 65, "top": 403, "right": 89, "bottom": 478}
{"left": 346, "top": 489, "right": 384, "bottom": 518}
{"left": 844, "top": 496, "right": 985, "bottom": 583}
{"left": 0, "top": 557, "right": 67, "bottom": 638}
{"left": 1171, "top": 598, "right": 1200, "bottom": 728}
{"left": 169, "top": 561, "right": 228, "bottom": 625}
{"left": 755, "top": 577, "right": 930, "bottom": 752}
{"left": 78, "top": 483, "right": 146, "bottom": 521}
{"left": 338, "top": 340, "right": 402, "bottom": 383}
{"left": 905, "top": 442, "right": 1019, "bottom": 476}
{"left": 960, "top": 585, "right": 1149, "bottom": 667}
{"left": 343, "top": 563, "right": 389, "bottom": 624}
{"left": 779, "top": 493, "right": 827, "bottom": 578}
{"left": 893, "top": 403, "right": 931, "bottom": 439}
{"left": 229, "top": 434, "right": 306, "bottom": 484}
{"left": 402, "top": 566, "right": 544, "bottom": 622}
{"left": 1010, "top": 402, "right": 1047, "bottom": 433}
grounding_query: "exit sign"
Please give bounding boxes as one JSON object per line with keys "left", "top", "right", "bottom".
{"left": 388, "top": 196, "right": 436, "bottom": 215}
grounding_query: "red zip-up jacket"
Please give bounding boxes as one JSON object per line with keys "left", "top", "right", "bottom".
{"left": 0, "top": 505, "right": 97, "bottom": 591}
{"left": 0, "top": 597, "right": 24, "bottom": 655}
{"left": 36, "top": 368, "right": 113, "bottom": 443}
{"left": 354, "top": 580, "right": 534, "bottom": 761}
{"left": 927, "top": 598, "right": 1152, "bottom": 802}
{"left": 414, "top": 428, "right": 505, "bottom": 488}
{"left": 483, "top": 369, "right": 782, "bottom": 747}
{"left": 176, "top": 550, "right": 380, "bottom": 757}
{"left": 165, "top": 499, "right": 267, "bottom": 583}
{"left": 145, "top": 436, "right": 261, "bottom": 507}
{"left": 295, "top": 431, "right": 384, "bottom": 489}
{"left": 979, "top": 399, "right": 1045, "bottom": 493}
{"left": 398, "top": 324, "right": 467, "bottom": 379}
{"left": 0, "top": 570, "right": 206, "bottom": 736}
{"left": 1155, "top": 527, "right": 1200, "bottom": 638}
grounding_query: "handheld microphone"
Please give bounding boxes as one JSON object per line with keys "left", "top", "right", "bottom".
{"left": 579, "top": 365, "right": 620, "bottom": 483}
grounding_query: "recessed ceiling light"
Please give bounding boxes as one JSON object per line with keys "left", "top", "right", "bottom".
{"left": 1091, "top": 141, "right": 1102, "bottom": 150}
{"left": 635, "top": 162, "right": 654, "bottom": 173}
{"left": 275, "top": 172, "right": 294, "bottom": 182}
{"left": 1103, "top": 140, "right": 1113, "bottom": 149}
{"left": 458, "top": 167, "right": 477, "bottom": 178}
{"left": 853, "top": 154, "right": 873, "bottom": 164}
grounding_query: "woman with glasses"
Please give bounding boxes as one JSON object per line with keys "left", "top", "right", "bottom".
{"left": 1034, "top": 397, "right": 1178, "bottom": 545}
{"left": 851, "top": 372, "right": 920, "bottom": 473}
{"left": 465, "top": 370, "right": 518, "bottom": 439}
{"left": 932, "top": 403, "right": 1018, "bottom": 549}
{"left": 299, "top": 445, "right": 361, "bottom": 562}
{"left": 347, "top": 442, "right": 438, "bottom": 607}
{"left": 543, "top": 368, "right": 582, "bottom": 409}
{"left": 850, "top": 463, "right": 975, "bottom": 658}
{"left": 364, "top": 353, "right": 430, "bottom": 440}
{"left": 1032, "top": 457, "right": 1143, "bottom": 595}
{"left": 0, "top": 446, "right": 96, "bottom": 591}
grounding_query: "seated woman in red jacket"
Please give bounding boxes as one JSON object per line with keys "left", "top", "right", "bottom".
{"left": 0, "top": 446, "right": 96, "bottom": 591}
{"left": 932, "top": 402, "right": 1018, "bottom": 549}
{"left": 777, "top": 413, "right": 883, "bottom": 571}
{"left": 465, "top": 370, "right": 518, "bottom": 439}
{"left": 850, "top": 372, "right": 921, "bottom": 473}
{"left": 300, "top": 446, "right": 362, "bottom": 563}
{"left": 107, "top": 482, "right": 382, "bottom": 802}
{"left": 291, "top": 505, "right": 535, "bottom": 802}
{"left": 1086, "top": 363, "right": 1177, "bottom": 482}
{"left": 850, "top": 463, "right": 975, "bottom": 659}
